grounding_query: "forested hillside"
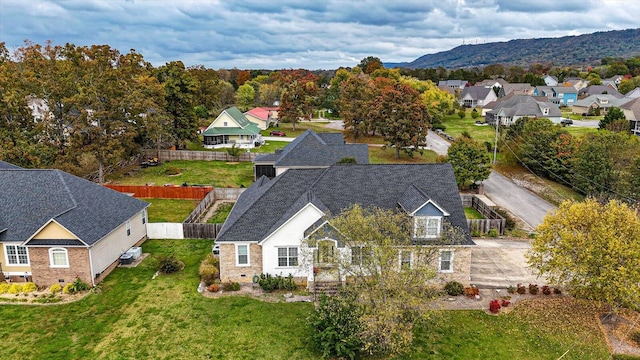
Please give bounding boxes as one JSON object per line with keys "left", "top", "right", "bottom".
{"left": 388, "top": 28, "right": 640, "bottom": 69}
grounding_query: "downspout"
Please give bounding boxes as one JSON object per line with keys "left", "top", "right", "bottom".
{"left": 88, "top": 245, "right": 95, "bottom": 287}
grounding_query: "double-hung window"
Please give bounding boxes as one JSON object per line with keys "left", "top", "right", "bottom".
{"left": 414, "top": 216, "right": 441, "bottom": 238}
{"left": 400, "top": 250, "right": 412, "bottom": 270}
{"left": 236, "top": 244, "right": 249, "bottom": 266}
{"left": 439, "top": 250, "right": 454, "bottom": 273}
{"left": 277, "top": 247, "right": 298, "bottom": 267}
{"left": 351, "top": 246, "right": 371, "bottom": 265}
{"left": 49, "top": 248, "right": 69, "bottom": 268}
{"left": 5, "top": 245, "right": 29, "bottom": 265}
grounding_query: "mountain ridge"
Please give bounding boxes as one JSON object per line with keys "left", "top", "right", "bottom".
{"left": 386, "top": 28, "right": 640, "bottom": 69}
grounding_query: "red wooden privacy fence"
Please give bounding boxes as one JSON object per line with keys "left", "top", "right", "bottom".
{"left": 104, "top": 184, "right": 213, "bottom": 200}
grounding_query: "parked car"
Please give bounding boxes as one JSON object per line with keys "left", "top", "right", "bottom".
{"left": 269, "top": 130, "right": 286, "bottom": 136}
{"left": 560, "top": 119, "right": 573, "bottom": 126}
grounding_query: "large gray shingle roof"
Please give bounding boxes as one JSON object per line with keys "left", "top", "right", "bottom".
{"left": 487, "top": 95, "right": 561, "bottom": 118}
{"left": 255, "top": 130, "right": 369, "bottom": 167}
{"left": 217, "top": 164, "right": 472, "bottom": 245}
{"left": 0, "top": 168, "right": 148, "bottom": 245}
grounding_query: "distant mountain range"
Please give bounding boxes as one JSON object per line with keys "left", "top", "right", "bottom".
{"left": 386, "top": 28, "right": 640, "bottom": 69}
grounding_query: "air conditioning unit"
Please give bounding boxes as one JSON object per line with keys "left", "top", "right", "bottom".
{"left": 126, "top": 247, "right": 142, "bottom": 260}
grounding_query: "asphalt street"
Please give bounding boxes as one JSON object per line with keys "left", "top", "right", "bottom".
{"left": 426, "top": 130, "right": 555, "bottom": 229}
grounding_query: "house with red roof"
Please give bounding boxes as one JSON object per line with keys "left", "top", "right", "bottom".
{"left": 244, "top": 107, "right": 279, "bottom": 130}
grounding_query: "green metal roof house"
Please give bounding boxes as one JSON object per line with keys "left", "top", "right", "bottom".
{"left": 203, "top": 107, "right": 263, "bottom": 149}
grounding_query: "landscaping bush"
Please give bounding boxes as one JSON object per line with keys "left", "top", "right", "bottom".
{"left": 553, "top": 287, "right": 562, "bottom": 295}
{"left": 49, "top": 284, "right": 62, "bottom": 294}
{"left": 487, "top": 228, "right": 498, "bottom": 237}
{"left": 164, "top": 166, "right": 181, "bottom": 175}
{"left": 529, "top": 284, "right": 539, "bottom": 295}
{"left": 542, "top": 285, "right": 551, "bottom": 295}
{"left": 507, "top": 285, "right": 516, "bottom": 294}
{"left": 309, "top": 287, "right": 363, "bottom": 360}
{"left": 489, "top": 299, "right": 501, "bottom": 313}
{"left": 0, "top": 283, "right": 9, "bottom": 294}
{"left": 8, "top": 284, "right": 23, "bottom": 294}
{"left": 457, "top": 109, "right": 466, "bottom": 119}
{"left": 257, "top": 273, "right": 297, "bottom": 292}
{"left": 494, "top": 208, "right": 516, "bottom": 232}
{"left": 157, "top": 254, "right": 185, "bottom": 274}
{"left": 471, "top": 109, "right": 480, "bottom": 119}
{"left": 463, "top": 286, "right": 479, "bottom": 297}
{"left": 63, "top": 278, "right": 91, "bottom": 294}
{"left": 501, "top": 299, "right": 510, "bottom": 307}
{"left": 517, "top": 284, "right": 526, "bottom": 294}
{"left": 22, "top": 282, "right": 37, "bottom": 293}
{"left": 199, "top": 254, "right": 220, "bottom": 285}
{"left": 226, "top": 145, "right": 243, "bottom": 158}
{"left": 444, "top": 281, "right": 465, "bottom": 296}
{"left": 208, "top": 284, "right": 220, "bottom": 293}
{"left": 221, "top": 281, "right": 241, "bottom": 291}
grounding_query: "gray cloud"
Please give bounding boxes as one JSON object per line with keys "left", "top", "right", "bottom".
{"left": 2, "top": 0, "right": 639, "bottom": 69}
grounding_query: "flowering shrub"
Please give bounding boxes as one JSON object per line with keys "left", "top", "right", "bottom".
{"left": 516, "top": 284, "right": 526, "bottom": 294}
{"left": 8, "top": 284, "right": 23, "bottom": 294}
{"left": 529, "top": 284, "right": 539, "bottom": 295}
{"left": 0, "top": 283, "right": 9, "bottom": 294}
{"left": 50, "top": 284, "right": 63, "bottom": 294}
{"left": 542, "top": 285, "right": 551, "bottom": 295}
{"left": 22, "top": 282, "right": 37, "bottom": 293}
{"left": 501, "top": 299, "right": 511, "bottom": 307}
{"left": 489, "top": 299, "right": 501, "bottom": 313}
{"left": 208, "top": 284, "right": 220, "bottom": 292}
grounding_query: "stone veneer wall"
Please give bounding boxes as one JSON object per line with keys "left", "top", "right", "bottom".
{"left": 29, "top": 247, "right": 91, "bottom": 286}
{"left": 219, "top": 243, "right": 263, "bottom": 283}
{"left": 429, "top": 247, "right": 472, "bottom": 285}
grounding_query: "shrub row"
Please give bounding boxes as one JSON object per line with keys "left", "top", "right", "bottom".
{"left": 257, "top": 273, "right": 297, "bottom": 292}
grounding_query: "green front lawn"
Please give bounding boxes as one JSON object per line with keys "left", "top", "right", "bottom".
{"left": 145, "top": 198, "right": 199, "bottom": 223}
{"left": 108, "top": 160, "right": 254, "bottom": 188}
{"left": 442, "top": 113, "right": 497, "bottom": 143}
{"left": 0, "top": 239, "right": 615, "bottom": 359}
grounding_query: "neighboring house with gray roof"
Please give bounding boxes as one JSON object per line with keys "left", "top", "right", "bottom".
{"left": 0, "top": 163, "right": 148, "bottom": 286}
{"left": 625, "top": 87, "right": 640, "bottom": 99}
{"left": 571, "top": 94, "right": 631, "bottom": 116}
{"left": 503, "top": 83, "right": 534, "bottom": 96}
{"left": 533, "top": 86, "right": 578, "bottom": 106}
{"left": 459, "top": 86, "right": 498, "bottom": 108}
{"left": 543, "top": 75, "right": 558, "bottom": 86}
{"left": 578, "top": 85, "right": 623, "bottom": 99}
{"left": 202, "top": 107, "right": 263, "bottom": 149}
{"left": 216, "top": 163, "right": 474, "bottom": 289}
{"left": 253, "top": 130, "right": 369, "bottom": 179}
{"left": 485, "top": 95, "right": 562, "bottom": 126}
{"left": 620, "top": 97, "right": 640, "bottom": 136}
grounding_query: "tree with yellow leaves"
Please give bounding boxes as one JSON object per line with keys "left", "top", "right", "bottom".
{"left": 527, "top": 198, "right": 640, "bottom": 312}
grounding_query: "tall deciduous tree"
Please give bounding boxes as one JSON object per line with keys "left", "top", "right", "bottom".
{"left": 527, "top": 198, "right": 640, "bottom": 312}
{"left": 307, "top": 205, "right": 464, "bottom": 357}
{"left": 337, "top": 71, "right": 372, "bottom": 143}
{"left": 155, "top": 61, "right": 198, "bottom": 148}
{"left": 446, "top": 136, "right": 492, "bottom": 188}
{"left": 369, "top": 83, "right": 430, "bottom": 159}
{"left": 278, "top": 70, "right": 318, "bottom": 131}
{"left": 235, "top": 83, "right": 255, "bottom": 111}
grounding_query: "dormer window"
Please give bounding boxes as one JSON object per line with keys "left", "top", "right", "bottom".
{"left": 414, "top": 216, "right": 442, "bottom": 238}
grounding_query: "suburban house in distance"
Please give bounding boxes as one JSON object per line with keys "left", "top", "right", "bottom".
{"left": 202, "top": 107, "right": 263, "bottom": 149}
{"left": 459, "top": 86, "right": 498, "bottom": 108}
{"left": 216, "top": 164, "right": 474, "bottom": 290}
{"left": 485, "top": 95, "right": 562, "bottom": 125}
{"left": 533, "top": 86, "right": 578, "bottom": 106}
{"left": 571, "top": 94, "right": 631, "bottom": 116}
{"left": 620, "top": 97, "right": 640, "bottom": 136}
{"left": 0, "top": 161, "right": 149, "bottom": 286}
{"left": 253, "top": 130, "right": 369, "bottom": 179}
{"left": 244, "top": 107, "right": 279, "bottom": 130}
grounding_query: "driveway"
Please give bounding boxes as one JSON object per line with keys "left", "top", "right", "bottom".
{"left": 470, "top": 238, "right": 546, "bottom": 288}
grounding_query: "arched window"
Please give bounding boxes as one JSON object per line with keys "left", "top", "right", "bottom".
{"left": 49, "top": 248, "right": 69, "bottom": 268}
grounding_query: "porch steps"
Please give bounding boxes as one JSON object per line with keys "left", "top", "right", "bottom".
{"left": 313, "top": 281, "right": 341, "bottom": 296}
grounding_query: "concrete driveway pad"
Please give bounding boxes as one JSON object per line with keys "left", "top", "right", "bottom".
{"left": 470, "top": 239, "right": 547, "bottom": 288}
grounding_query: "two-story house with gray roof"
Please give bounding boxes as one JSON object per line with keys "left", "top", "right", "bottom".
{"left": 215, "top": 163, "right": 474, "bottom": 289}
{"left": 485, "top": 95, "right": 562, "bottom": 126}
{"left": 0, "top": 161, "right": 149, "bottom": 286}
{"left": 253, "top": 130, "right": 369, "bottom": 179}
{"left": 459, "top": 86, "right": 498, "bottom": 108}
{"left": 202, "top": 107, "right": 263, "bottom": 149}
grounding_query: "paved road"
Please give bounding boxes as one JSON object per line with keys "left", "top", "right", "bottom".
{"left": 426, "top": 130, "right": 554, "bottom": 229}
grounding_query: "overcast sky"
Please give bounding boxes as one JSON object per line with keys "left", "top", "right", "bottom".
{"left": 2, "top": 0, "right": 639, "bottom": 70}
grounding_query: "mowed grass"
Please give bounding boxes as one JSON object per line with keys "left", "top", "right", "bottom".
{"left": 261, "top": 121, "right": 342, "bottom": 138}
{"left": 369, "top": 146, "right": 440, "bottom": 164}
{"left": 145, "top": 198, "right": 198, "bottom": 222}
{"left": 107, "top": 160, "right": 254, "bottom": 188}
{"left": 206, "top": 202, "right": 235, "bottom": 224}
{"left": 464, "top": 207, "right": 484, "bottom": 219}
{"left": 442, "top": 113, "right": 497, "bottom": 143}
{"left": 0, "top": 239, "right": 616, "bottom": 359}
